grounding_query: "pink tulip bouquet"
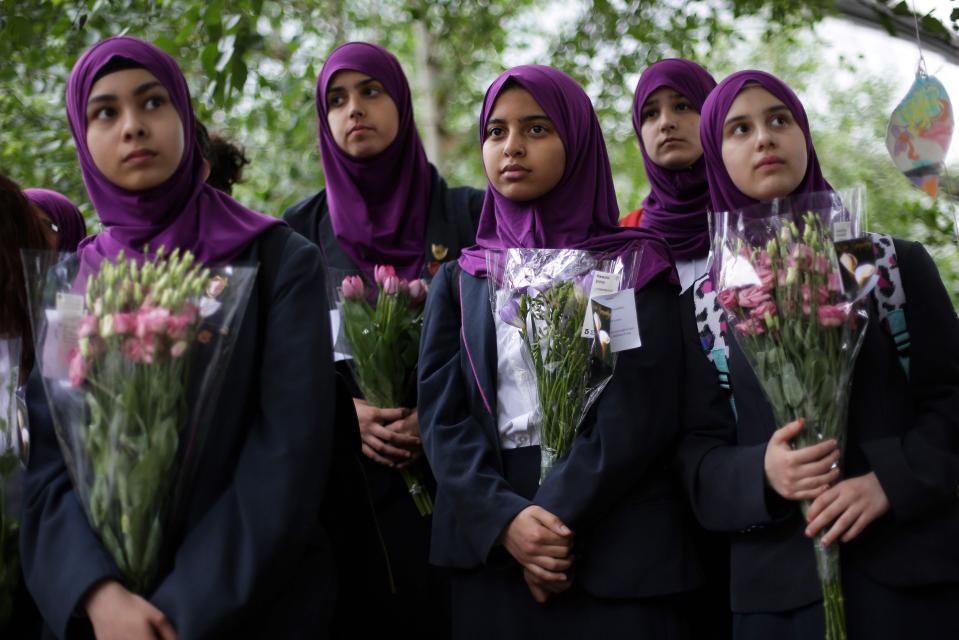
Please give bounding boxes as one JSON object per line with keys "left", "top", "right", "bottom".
{"left": 712, "top": 200, "right": 869, "bottom": 640}
{"left": 337, "top": 265, "right": 432, "bottom": 516}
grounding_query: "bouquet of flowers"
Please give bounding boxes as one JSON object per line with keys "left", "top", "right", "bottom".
{"left": 22, "top": 248, "right": 257, "bottom": 593}
{"left": 336, "top": 265, "right": 433, "bottom": 516}
{"left": 0, "top": 337, "right": 25, "bottom": 626}
{"left": 711, "top": 192, "right": 870, "bottom": 640}
{"left": 488, "top": 248, "right": 641, "bottom": 482}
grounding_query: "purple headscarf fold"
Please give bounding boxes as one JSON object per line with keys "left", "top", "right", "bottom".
{"left": 633, "top": 58, "right": 716, "bottom": 260}
{"left": 316, "top": 42, "right": 432, "bottom": 280}
{"left": 24, "top": 188, "right": 87, "bottom": 252}
{"left": 699, "top": 70, "right": 832, "bottom": 213}
{"left": 67, "top": 36, "right": 281, "bottom": 276}
{"left": 458, "top": 65, "right": 674, "bottom": 289}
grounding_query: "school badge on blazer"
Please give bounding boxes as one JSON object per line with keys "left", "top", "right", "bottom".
{"left": 431, "top": 243, "right": 449, "bottom": 261}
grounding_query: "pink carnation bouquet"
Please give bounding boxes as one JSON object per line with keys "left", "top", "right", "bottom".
{"left": 713, "top": 201, "right": 869, "bottom": 640}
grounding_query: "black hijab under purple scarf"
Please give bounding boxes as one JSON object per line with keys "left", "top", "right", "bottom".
{"left": 458, "top": 65, "right": 674, "bottom": 290}
{"left": 633, "top": 58, "right": 716, "bottom": 260}
{"left": 316, "top": 42, "right": 432, "bottom": 281}
{"left": 699, "top": 70, "right": 833, "bottom": 212}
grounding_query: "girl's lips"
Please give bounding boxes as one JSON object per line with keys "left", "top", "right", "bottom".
{"left": 349, "top": 125, "right": 374, "bottom": 137}
{"left": 501, "top": 165, "right": 530, "bottom": 181}
{"left": 123, "top": 149, "right": 157, "bottom": 165}
{"left": 755, "top": 156, "right": 785, "bottom": 170}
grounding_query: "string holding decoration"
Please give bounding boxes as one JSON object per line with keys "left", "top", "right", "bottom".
{"left": 885, "top": 3, "right": 954, "bottom": 198}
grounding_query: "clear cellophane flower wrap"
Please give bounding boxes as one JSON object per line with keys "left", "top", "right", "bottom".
{"left": 0, "top": 336, "right": 26, "bottom": 626}
{"left": 486, "top": 248, "right": 642, "bottom": 483}
{"left": 333, "top": 265, "right": 433, "bottom": 517}
{"left": 711, "top": 189, "right": 871, "bottom": 640}
{"left": 21, "top": 248, "right": 257, "bottom": 594}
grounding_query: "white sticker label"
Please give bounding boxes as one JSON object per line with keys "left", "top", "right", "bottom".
{"left": 593, "top": 290, "right": 641, "bottom": 352}
{"left": 832, "top": 221, "right": 853, "bottom": 242}
{"left": 581, "top": 270, "right": 623, "bottom": 337}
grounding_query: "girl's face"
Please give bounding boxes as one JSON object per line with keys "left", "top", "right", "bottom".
{"left": 482, "top": 87, "right": 565, "bottom": 202}
{"left": 639, "top": 86, "right": 703, "bottom": 170}
{"left": 720, "top": 85, "right": 808, "bottom": 201}
{"left": 326, "top": 70, "right": 400, "bottom": 159}
{"left": 86, "top": 68, "right": 185, "bottom": 191}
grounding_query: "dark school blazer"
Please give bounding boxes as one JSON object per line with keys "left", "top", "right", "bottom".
{"left": 417, "top": 260, "right": 724, "bottom": 600}
{"left": 20, "top": 227, "right": 340, "bottom": 639}
{"left": 680, "top": 238, "right": 959, "bottom": 614}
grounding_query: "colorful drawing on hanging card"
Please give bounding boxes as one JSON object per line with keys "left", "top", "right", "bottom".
{"left": 886, "top": 72, "right": 953, "bottom": 198}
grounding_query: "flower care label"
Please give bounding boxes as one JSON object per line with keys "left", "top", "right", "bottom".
{"left": 42, "top": 292, "right": 85, "bottom": 379}
{"left": 581, "top": 270, "right": 623, "bottom": 338}
{"left": 593, "top": 290, "right": 641, "bottom": 352}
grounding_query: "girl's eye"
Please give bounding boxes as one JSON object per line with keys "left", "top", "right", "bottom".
{"left": 327, "top": 94, "right": 344, "bottom": 108}
{"left": 675, "top": 102, "right": 692, "bottom": 112}
{"left": 771, "top": 114, "right": 788, "bottom": 127}
{"left": 530, "top": 125, "right": 546, "bottom": 135}
{"left": 363, "top": 86, "right": 381, "bottom": 97}
{"left": 487, "top": 126, "right": 504, "bottom": 138}
{"left": 144, "top": 96, "right": 166, "bottom": 110}
{"left": 642, "top": 109, "right": 658, "bottom": 121}
{"left": 91, "top": 106, "right": 116, "bottom": 121}
{"left": 732, "top": 123, "right": 749, "bottom": 136}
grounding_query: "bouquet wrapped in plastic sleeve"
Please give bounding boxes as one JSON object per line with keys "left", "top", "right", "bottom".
{"left": 22, "top": 248, "right": 257, "bottom": 594}
{"left": 486, "top": 247, "right": 643, "bottom": 482}
{"left": 711, "top": 190, "right": 872, "bottom": 640}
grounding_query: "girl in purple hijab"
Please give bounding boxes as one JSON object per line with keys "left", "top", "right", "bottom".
{"left": 284, "top": 42, "right": 483, "bottom": 640}
{"left": 683, "top": 70, "right": 959, "bottom": 640}
{"left": 419, "top": 65, "right": 724, "bottom": 639}
{"left": 625, "top": 58, "right": 717, "bottom": 293}
{"left": 23, "top": 188, "right": 88, "bottom": 252}
{"left": 21, "top": 36, "right": 340, "bottom": 640}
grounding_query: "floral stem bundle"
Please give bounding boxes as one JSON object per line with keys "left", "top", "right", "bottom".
{"left": 714, "top": 206, "right": 868, "bottom": 640}
{"left": 338, "top": 266, "right": 432, "bottom": 517}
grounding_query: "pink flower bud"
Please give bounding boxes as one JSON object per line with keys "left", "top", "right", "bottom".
{"left": 113, "top": 312, "right": 138, "bottom": 336}
{"left": 382, "top": 275, "right": 400, "bottom": 296}
{"left": 818, "top": 304, "right": 847, "bottom": 328}
{"left": 717, "top": 288, "right": 739, "bottom": 310}
{"left": 68, "top": 349, "right": 87, "bottom": 387}
{"left": 374, "top": 265, "right": 396, "bottom": 286}
{"left": 77, "top": 315, "right": 98, "bottom": 338}
{"left": 408, "top": 279, "right": 428, "bottom": 305}
{"left": 737, "top": 285, "right": 771, "bottom": 308}
{"left": 342, "top": 275, "right": 365, "bottom": 301}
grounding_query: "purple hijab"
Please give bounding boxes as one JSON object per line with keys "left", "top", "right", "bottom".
{"left": 700, "top": 70, "right": 832, "bottom": 212}
{"left": 68, "top": 37, "right": 281, "bottom": 276}
{"left": 458, "top": 65, "right": 674, "bottom": 289}
{"left": 24, "top": 188, "right": 87, "bottom": 252}
{"left": 316, "top": 42, "right": 432, "bottom": 280}
{"left": 633, "top": 59, "right": 716, "bottom": 260}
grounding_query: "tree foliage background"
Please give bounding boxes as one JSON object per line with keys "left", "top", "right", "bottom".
{"left": 1, "top": 0, "right": 957, "bottom": 305}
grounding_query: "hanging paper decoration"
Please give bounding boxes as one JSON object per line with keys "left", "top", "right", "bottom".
{"left": 886, "top": 71, "right": 954, "bottom": 198}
